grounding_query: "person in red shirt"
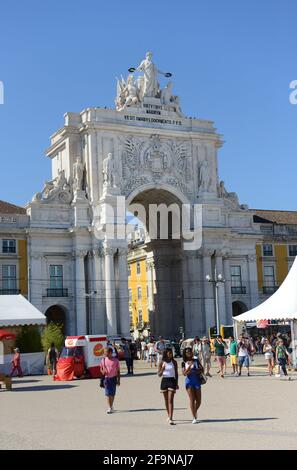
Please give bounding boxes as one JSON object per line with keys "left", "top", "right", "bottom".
{"left": 100, "top": 347, "right": 120, "bottom": 414}
{"left": 10, "top": 348, "right": 23, "bottom": 378}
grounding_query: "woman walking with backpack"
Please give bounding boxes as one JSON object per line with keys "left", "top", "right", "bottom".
{"left": 158, "top": 348, "right": 179, "bottom": 425}
{"left": 182, "top": 347, "right": 203, "bottom": 424}
{"left": 46, "top": 342, "right": 59, "bottom": 377}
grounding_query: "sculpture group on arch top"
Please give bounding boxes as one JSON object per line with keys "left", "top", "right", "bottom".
{"left": 31, "top": 51, "right": 248, "bottom": 212}
{"left": 115, "top": 51, "right": 183, "bottom": 116}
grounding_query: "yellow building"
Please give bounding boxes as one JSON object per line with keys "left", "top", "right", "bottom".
{"left": 253, "top": 209, "right": 297, "bottom": 299}
{"left": 0, "top": 200, "right": 29, "bottom": 297}
{"left": 127, "top": 244, "right": 150, "bottom": 336}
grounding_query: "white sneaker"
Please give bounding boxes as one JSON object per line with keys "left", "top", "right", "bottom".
{"left": 275, "top": 374, "right": 281, "bottom": 378}
{"left": 192, "top": 418, "right": 198, "bottom": 424}
{"left": 107, "top": 408, "right": 113, "bottom": 414}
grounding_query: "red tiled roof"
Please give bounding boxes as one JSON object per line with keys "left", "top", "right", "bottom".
{"left": 0, "top": 200, "right": 26, "bottom": 215}
{"left": 251, "top": 209, "right": 297, "bottom": 225}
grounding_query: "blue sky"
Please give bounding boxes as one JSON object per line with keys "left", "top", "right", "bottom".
{"left": 0, "top": 0, "right": 296, "bottom": 210}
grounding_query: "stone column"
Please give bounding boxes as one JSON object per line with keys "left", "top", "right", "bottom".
{"left": 182, "top": 254, "right": 191, "bottom": 337}
{"left": 146, "top": 259, "right": 155, "bottom": 332}
{"left": 90, "top": 248, "right": 105, "bottom": 333}
{"left": 203, "top": 250, "right": 215, "bottom": 332}
{"left": 104, "top": 243, "right": 117, "bottom": 335}
{"left": 30, "top": 253, "right": 43, "bottom": 311}
{"left": 248, "top": 254, "right": 259, "bottom": 308}
{"left": 216, "top": 252, "right": 227, "bottom": 326}
{"left": 222, "top": 252, "right": 232, "bottom": 324}
{"left": 75, "top": 250, "right": 87, "bottom": 335}
{"left": 182, "top": 250, "right": 204, "bottom": 337}
{"left": 118, "top": 248, "right": 130, "bottom": 337}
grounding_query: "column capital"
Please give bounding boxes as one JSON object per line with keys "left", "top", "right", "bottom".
{"left": 247, "top": 254, "right": 256, "bottom": 262}
{"left": 73, "top": 249, "right": 88, "bottom": 259}
{"left": 117, "top": 247, "right": 129, "bottom": 257}
{"left": 31, "top": 253, "right": 43, "bottom": 260}
{"left": 202, "top": 248, "right": 214, "bottom": 257}
{"left": 221, "top": 249, "right": 231, "bottom": 259}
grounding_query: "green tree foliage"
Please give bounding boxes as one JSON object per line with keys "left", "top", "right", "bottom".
{"left": 15, "top": 325, "right": 42, "bottom": 353}
{"left": 41, "top": 322, "right": 64, "bottom": 353}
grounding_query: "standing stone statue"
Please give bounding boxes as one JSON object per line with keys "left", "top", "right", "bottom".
{"left": 73, "top": 156, "right": 84, "bottom": 191}
{"left": 199, "top": 160, "right": 211, "bottom": 191}
{"left": 103, "top": 152, "right": 116, "bottom": 188}
{"left": 136, "top": 51, "right": 168, "bottom": 98}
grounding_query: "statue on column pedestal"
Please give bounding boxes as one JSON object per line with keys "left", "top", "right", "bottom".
{"left": 199, "top": 160, "right": 211, "bottom": 192}
{"left": 73, "top": 156, "right": 84, "bottom": 191}
{"left": 102, "top": 153, "right": 118, "bottom": 195}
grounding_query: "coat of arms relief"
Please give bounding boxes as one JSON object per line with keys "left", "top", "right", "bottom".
{"left": 120, "top": 134, "right": 193, "bottom": 197}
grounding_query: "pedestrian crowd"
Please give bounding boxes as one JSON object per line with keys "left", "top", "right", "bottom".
{"left": 98, "top": 331, "right": 294, "bottom": 425}
{"left": 8, "top": 330, "right": 294, "bottom": 426}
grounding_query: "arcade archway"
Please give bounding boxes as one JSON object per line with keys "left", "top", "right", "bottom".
{"left": 127, "top": 187, "right": 187, "bottom": 339}
{"left": 45, "top": 305, "right": 67, "bottom": 334}
{"left": 232, "top": 301, "right": 248, "bottom": 318}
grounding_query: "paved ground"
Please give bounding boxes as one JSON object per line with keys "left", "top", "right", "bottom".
{"left": 0, "top": 358, "right": 297, "bottom": 450}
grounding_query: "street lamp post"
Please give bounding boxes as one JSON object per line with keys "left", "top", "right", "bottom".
{"left": 206, "top": 266, "right": 225, "bottom": 336}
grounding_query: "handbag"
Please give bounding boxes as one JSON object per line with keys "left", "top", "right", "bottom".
{"left": 99, "top": 359, "right": 106, "bottom": 388}
{"left": 199, "top": 373, "right": 207, "bottom": 385}
{"left": 195, "top": 359, "right": 207, "bottom": 385}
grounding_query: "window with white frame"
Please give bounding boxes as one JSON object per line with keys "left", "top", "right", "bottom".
{"left": 129, "top": 311, "right": 134, "bottom": 328}
{"left": 137, "top": 286, "right": 142, "bottom": 300}
{"left": 231, "top": 266, "right": 242, "bottom": 288}
{"left": 263, "top": 244, "right": 273, "bottom": 256}
{"left": 136, "top": 262, "right": 141, "bottom": 275}
{"left": 138, "top": 310, "right": 143, "bottom": 324}
{"left": 2, "top": 265, "right": 17, "bottom": 290}
{"left": 289, "top": 245, "right": 297, "bottom": 257}
{"left": 50, "top": 265, "right": 63, "bottom": 289}
{"left": 263, "top": 265, "right": 275, "bottom": 287}
{"left": 2, "top": 239, "right": 16, "bottom": 254}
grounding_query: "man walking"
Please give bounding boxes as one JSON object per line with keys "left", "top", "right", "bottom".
{"left": 121, "top": 338, "right": 133, "bottom": 375}
{"left": 199, "top": 336, "right": 212, "bottom": 377}
{"left": 237, "top": 336, "right": 251, "bottom": 376}
{"left": 229, "top": 336, "right": 238, "bottom": 375}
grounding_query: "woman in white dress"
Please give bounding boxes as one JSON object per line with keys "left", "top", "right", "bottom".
{"left": 263, "top": 338, "right": 274, "bottom": 376}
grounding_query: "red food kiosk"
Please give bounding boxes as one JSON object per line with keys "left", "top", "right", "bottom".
{"left": 54, "top": 335, "right": 107, "bottom": 381}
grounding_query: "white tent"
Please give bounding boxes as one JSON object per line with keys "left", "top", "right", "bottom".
{"left": 234, "top": 256, "right": 297, "bottom": 366}
{"left": 234, "top": 256, "right": 297, "bottom": 323}
{"left": 0, "top": 294, "right": 46, "bottom": 326}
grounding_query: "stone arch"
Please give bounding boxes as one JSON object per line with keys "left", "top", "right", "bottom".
{"left": 232, "top": 301, "right": 248, "bottom": 317}
{"left": 45, "top": 304, "right": 67, "bottom": 334}
{"left": 127, "top": 186, "right": 188, "bottom": 339}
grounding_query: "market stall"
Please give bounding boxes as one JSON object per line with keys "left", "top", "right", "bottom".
{"left": 0, "top": 295, "right": 46, "bottom": 375}
{"left": 233, "top": 257, "right": 297, "bottom": 367}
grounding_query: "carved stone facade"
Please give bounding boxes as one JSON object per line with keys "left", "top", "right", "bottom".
{"left": 23, "top": 53, "right": 262, "bottom": 338}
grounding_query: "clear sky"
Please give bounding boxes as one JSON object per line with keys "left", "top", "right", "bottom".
{"left": 0, "top": 0, "right": 296, "bottom": 210}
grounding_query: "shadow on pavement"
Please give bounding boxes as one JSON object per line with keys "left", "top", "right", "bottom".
{"left": 201, "top": 417, "right": 278, "bottom": 423}
{"left": 12, "top": 379, "right": 42, "bottom": 384}
{"left": 174, "top": 417, "right": 278, "bottom": 425}
{"left": 122, "top": 372, "right": 157, "bottom": 377}
{"left": 12, "top": 384, "right": 77, "bottom": 392}
{"left": 116, "top": 407, "right": 187, "bottom": 413}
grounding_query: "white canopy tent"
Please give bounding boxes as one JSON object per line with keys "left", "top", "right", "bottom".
{"left": 234, "top": 256, "right": 297, "bottom": 366}
{"left": 0, "top": 294, "right": 46, "bottom": 327}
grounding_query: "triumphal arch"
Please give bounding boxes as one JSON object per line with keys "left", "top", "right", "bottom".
{"left": 27, "top": 52, "right": 258, "bottom": 338}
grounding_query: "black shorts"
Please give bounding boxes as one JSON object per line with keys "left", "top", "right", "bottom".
{"left": 160, "top": 377, "right": 177, "bottom": 392}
